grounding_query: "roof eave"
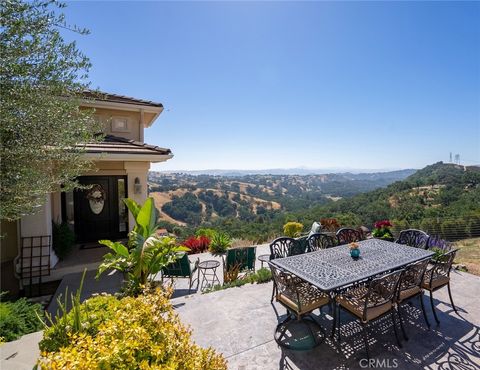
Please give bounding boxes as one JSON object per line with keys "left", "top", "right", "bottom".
{"left": 80, "top": 99, "right": 163, "bottom": 126}
{"left": 83, "top": 152, "right": 174, "bottom": 163}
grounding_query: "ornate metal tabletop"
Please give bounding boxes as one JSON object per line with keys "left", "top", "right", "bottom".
{"left": 270, "top": 239, "right": 434, "bottom": 292}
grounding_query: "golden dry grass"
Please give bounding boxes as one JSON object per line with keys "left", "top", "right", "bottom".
{"left": 454, "top": 238, "right": 480, "bottom": 276}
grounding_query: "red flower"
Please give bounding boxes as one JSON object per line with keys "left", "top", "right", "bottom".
{"left": 183, "top": 236, "right": 211, "bottom": 254}
{"left": 374, "top": 220, "right": 393, "bottom": 229}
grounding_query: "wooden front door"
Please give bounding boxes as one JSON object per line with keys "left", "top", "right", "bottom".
{"left": 74, "top": 176, "right": 128, "bottom": 243}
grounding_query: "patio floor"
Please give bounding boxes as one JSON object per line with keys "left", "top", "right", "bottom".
{"left": 172, "top": 269, "right": 480, "bottom": 370}
{"left": 2, "top": 263, "right": 479, "bottom": 370}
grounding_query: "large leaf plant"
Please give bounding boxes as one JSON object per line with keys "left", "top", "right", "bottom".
{"left": 96, "top": 198, "right": 188, "bottom": 295}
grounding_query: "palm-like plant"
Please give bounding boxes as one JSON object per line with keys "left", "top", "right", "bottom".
{"left": 209, "top": 232, "right": 232, "bottom": 255}
{"left": 96, "top": 198, "right": 188, "bottom": 294}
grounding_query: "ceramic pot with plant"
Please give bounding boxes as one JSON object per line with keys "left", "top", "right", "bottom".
{"left": 349, "top": 242, "right": 360, "bottom": 259}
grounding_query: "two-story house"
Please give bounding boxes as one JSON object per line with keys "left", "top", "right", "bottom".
{"left": 0, "top": 91, "right": 173, "bottom": 294}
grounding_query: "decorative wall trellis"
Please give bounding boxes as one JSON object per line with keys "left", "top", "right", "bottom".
{"left": 20, "top": 235, "right": 51, "bottom": 297}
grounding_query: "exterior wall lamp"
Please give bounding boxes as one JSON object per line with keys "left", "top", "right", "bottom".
{"left": 134, "top": 177, "right": 142, "bottom": 194}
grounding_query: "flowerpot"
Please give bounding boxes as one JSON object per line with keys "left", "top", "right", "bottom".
{"left": 350, "top": 248, "right": 360, "bottom": 259}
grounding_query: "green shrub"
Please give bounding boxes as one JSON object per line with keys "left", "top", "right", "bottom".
{"left": 37, "top": 288, "right": 226, "bottom": 369}
{"left": 195, "top": 227, "right": 217, "bottom": 239}
{"left": 52, "top": 222, "right": 75, "bottom": 260}
{"left": 253, "top": 267, "right": 272, "bottom": 283}
{"left": 283, "top": 222, "right": 304, "bottom": 238}
{"left": 0, "top": 294, "right": 44, "bottom": 342}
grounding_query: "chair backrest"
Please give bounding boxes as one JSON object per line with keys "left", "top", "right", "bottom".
{"left": 336, "top": 228, "right": 363, "bottom": 245}
{"left": 162, "top": 253, "right": 191, "bottom": 277}
{"left": 293, "top": 236, "right": 308, "bottom": 255}
{"left": 307, "top": 233, "right": 336, "bottom": 252}
{"left": 269, "top": 237, "right": 298, "bottom": 259}
{"left": 399, "top": 259, "right": 429, "bottom": 294}
{"left": 363, "top": 270, "right": 403, "bottom": 321}
{"left": 425, "top": 249, "right": 458, "bottom": 287}
{"left": 268, "top": 263, "right": 303, "bottom": 306}
{"left": 225, "top": 246, "right": 256, "bottom": 272}
{"left": 395, "top": 229, "right": 429, "bottom": 249}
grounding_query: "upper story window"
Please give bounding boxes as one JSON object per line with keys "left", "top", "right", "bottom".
{"left": 111, "top": 117, "right": 130, "bottom": 133}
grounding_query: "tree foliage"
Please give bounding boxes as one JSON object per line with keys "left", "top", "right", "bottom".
{"left": 0, "top": 0, "right": 101, "bottom": 220}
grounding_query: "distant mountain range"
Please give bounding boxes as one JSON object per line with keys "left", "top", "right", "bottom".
{"left": 159, "top": 167, "right": 416, "bottom": 176}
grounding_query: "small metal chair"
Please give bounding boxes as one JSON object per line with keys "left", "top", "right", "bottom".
{"left": 161, "top": 253, "right": 199, "bottom": 293}
{"left": 307, "top": 233, "right": 336, "bottom": 252}
{"left": 269, "top": 237, "right": 299, "bottom": 302}
{"left": 223, "top": 246, "right": 256, "bottom": 282}
{"left": 335, "top": 269, "right": 404, "bottom": 359}
{"left": 396, "top": 259, "right": 431, "bottom": 339}
{"left": 422, "top": 249, "right": 458, "bottom": 324}
{"left": 336, "top": 228, "right": 364, "bottom": 245}
{"left": 395, "top": 229, "right": 429, "bottom": 249}
{"left": 269, "top": 263, "right": 330, "bottom": 350}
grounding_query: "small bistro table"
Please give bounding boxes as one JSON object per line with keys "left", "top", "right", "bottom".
{"left": 270, "top": 239, "right": 434, "bottom": 338}
{"left": 198, "top": 260, "right": 221, "bottom": 291}
{"left": 258, "top": 254, "right": 271, "bottom": 269}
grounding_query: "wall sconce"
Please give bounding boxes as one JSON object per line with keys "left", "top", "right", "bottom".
{"left": 134, "top": 177, "right": 142, "bottom": 194}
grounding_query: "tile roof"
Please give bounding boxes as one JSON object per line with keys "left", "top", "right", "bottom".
{"left": 82, "top": 90, "right": 163, "bottom": 108}
{"left": 82, "top": 135, "right": 172, "bottom": 156}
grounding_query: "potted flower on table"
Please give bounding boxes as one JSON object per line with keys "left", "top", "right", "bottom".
{"left": 372, "top": 220, "right": 394, "bottom": 242}
{"left": 349, "top": 242, "right": 361, "bottom": 259}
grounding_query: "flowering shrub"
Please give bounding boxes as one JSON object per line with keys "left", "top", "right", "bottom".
{"left": 37, "top": 288, "right": 226, "bottom": 369}
{"left": 372, "top": 220, "right": 394, "bottom": 240}
{"left": 283, "top": 222, "right": 304, "bottom": 238}
{"left": 183, "top": 235, "right": 211, "bottom": 254}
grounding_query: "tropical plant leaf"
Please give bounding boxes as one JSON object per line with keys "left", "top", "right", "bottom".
{"left": 136, "top": 198, "right": 158, "bottom": 237}
{"left": 123, "top": 198, "right": 141, "bottom": 220}
{"left": 99, "top": 240, "right": 129, "bottom": 257}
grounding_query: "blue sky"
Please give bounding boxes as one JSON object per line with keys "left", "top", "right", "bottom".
{"left": 64, "top": 1, "right": 480, "bottom": 172}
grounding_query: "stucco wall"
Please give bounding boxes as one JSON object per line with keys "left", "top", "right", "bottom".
{"left": 83, "top": 161, "right": 127, "bottom": 176}
{"left": 124, "top": 161, "right": 150, "bottom": 229}
{"left": 85, "top": 107, "right": 144, "bottom": 142}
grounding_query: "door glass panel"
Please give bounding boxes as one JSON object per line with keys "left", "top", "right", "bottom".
{"left": 118, "top": 178, "right": 127, "bottom": 232}
{"left": 65, "top": 191, "right": 75, "bottom": 230}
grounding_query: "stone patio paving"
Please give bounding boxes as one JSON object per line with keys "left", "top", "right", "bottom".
{"left": 173, "top": 269, "right": 480, "bottom": 370}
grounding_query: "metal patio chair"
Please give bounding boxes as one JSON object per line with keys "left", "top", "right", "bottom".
{"left": 269, "top": 237, "right": 303, "bottom": 302}
{"left": 307, "top": 233, "right": 336, "bottom": 252}
{"left": 396, "top": 259, "right": 431, "bottom": 339}
{"left": 269, "top": 262, "right": 330, "bottom": 350}
{"left": 223, "top": 246, "right": 256, "bottom": 282}
{"left": 335, "top": 269, "right": 404, "bottom": 359}
{"left": 336, "top": 228, "right": 364, "bottom": 245}
{"left": 161, "top": 253, "right": 199, "bottom": 293}
{"left": 395, "top": 229, "right": 430, "bottom": 249}
{"left": 422, "top": 249, "right": 458, "bottom": 324}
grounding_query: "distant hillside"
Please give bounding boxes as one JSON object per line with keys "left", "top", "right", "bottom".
{"left": 298, "top": 162, "right": 480, "bottom": 240}
{"left": 148, "top": 169, "right": 415, "bottom": 228}
{"left": 151, "top": 162, "right": 480, "bottom": 243}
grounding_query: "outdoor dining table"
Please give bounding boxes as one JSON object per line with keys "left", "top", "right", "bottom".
{"left": 270, "top": 238, "right": 434, "bottom": 339}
